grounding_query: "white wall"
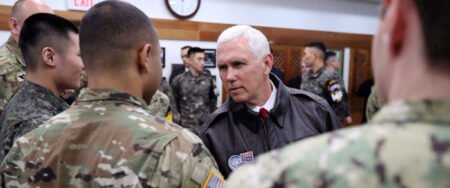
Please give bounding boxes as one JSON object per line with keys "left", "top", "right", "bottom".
{"left": 1, "top": 0, "right": 379, "bottom": 35}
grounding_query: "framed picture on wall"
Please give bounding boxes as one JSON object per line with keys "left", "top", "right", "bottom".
{"left": 204, "top": 49, "right": 216, "bottom": 68}
{"left": 160, "top": 47, "right": 166, "bottom": 68}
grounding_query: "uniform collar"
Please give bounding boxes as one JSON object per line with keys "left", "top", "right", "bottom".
{"left": 21, "top": 79, "right": 69, "bottom": 111}
{"left": 245, "top": 81, "right": 277, "bottom": 113}
{"left": 371, "top": 99, "right": 450, "bottom": 125}
{"left": 76, "top": 88, "right": 148, "bottom": 109}
{"left": 230, "top": 74, "right": 288, "bottom": 132}
{"left": 309, "top": 66, "right": 326, "bottom": 78}
{"left": 5, "top": 37, "right": 25, "bottom": 67}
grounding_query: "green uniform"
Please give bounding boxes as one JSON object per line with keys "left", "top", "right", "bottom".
{"left": 148, "top": 89, "right": 170, "bottom": 118}
{"left": 171, "top": 72, "right": 218, "bottom": 130}
{"left": 0, "top": 37, "right": 25, "bottom": 116}
{"left": 0, "top": 88, "right": 223, "bottom": 188}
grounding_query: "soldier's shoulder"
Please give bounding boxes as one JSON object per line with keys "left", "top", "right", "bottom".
{"left": 285, "top": 86, "right": 330, "bottom": 108}
{"left": 321, "top": 68, "right": 340, "bottom": 80}
{"left": 0, "top": 49, "right": 22, "bottom": 75}
{"left": 174, "top": 72, "right": 188, "bottom": 81}
{"left": 0, "top": 45, "right": 17, "bottom": 64}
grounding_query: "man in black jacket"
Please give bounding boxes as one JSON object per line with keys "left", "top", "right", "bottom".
{"left": 197, "top": 25, "right": 341, "bottom": 177}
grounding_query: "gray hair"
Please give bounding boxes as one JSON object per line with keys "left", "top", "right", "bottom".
{"left": 217, "top": 25, "right": 270, "bottom": 59}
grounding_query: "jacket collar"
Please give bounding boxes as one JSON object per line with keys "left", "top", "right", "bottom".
{"left": 76, "top": 88, "right": 148, "bottom": 109}
{"left": 21, "top": 79, "right": 69, "bottom": 111}
{"left": 229, "top": 74, "right": 288, "bottom": 132}
{"left": 309, "top": 66, "right": 326, "bottom": 78}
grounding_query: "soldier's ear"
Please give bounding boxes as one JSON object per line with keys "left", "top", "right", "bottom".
{"left": 137, "top": 43, "right": 152, "bottom": 74}
{"left": 42, "top": 47, "right": 57, "bottom": 67}
{"left": 8, "top": 18, "right": 19, "bottom": 41}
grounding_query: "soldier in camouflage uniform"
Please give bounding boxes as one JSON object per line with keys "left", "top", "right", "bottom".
{"left": 159, "top": 78, "right": 181, "bottom": 122}
{"left": 0, "top": 2, "right": 223, "bottom": 187}
{"left": 0, "top": 13, "right": 83, "bottom": 161}
{"left": 225, "top": 0, "right": 450, "bottom": 187}
{"left": 301, "top": 42, "right": 352, "bottom": 125}
{"left": 147, "top": 89, "right": 170, "bottom": 118}
{"left": 366, "top": 86, "right": 383, "bottom": 121}
{"left": 172, "top": 47, "right": 218, "bottom": 130}
{"left": 0, "top": 0, "right": 52, "bottom": 116}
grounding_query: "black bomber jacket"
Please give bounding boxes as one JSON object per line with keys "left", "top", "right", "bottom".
{"left": 196, "top": 74, "right": 341, "bottom": 178}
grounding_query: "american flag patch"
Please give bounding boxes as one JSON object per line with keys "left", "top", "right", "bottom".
{"left": 203, "top": 169, "right": 224, "bottom": 188}
{"left": 240, "top": 151, "right": 254, "bottom": 164}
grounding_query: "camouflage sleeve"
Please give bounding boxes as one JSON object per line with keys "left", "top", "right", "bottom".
{"left": 0, "top": 71, "right": 22, "bottom": 116}
{"left": 148, "top": 90, "right": 170, "bottom": 118}
{"left": 0, "top": 136, "right": 29, "bottom": 187}
{"left": 151, "top": 129, "right": 224, "bottom": 187}
{"left": 366, "top": 86, "right": 383, "bottom": 121}
{"left": 0, "top": 118, "right": 48, "bottom": 162}
{"left": 171, "top": 78, "right": 181, "bottom": 124}
{"left": 209, "top": 77, "right": 218, "bottom": 112}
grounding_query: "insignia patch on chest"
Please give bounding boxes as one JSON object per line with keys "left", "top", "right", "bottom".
{"left": 228, "top": 151, "right": 255, "bottom": 171}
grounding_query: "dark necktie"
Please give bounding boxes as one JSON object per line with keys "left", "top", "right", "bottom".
{"left": 259, "top": 108, "right": 270, "bottom": 151}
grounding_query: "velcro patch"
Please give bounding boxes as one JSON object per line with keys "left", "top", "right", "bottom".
{"left": 328, "top": 80, "right": 343, "bottom": 102}
{"left": 203, "top": 168, "right": 224, "bottom": 188}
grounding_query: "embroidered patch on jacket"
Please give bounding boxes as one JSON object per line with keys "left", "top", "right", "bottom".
{"left": 203, "top": 168, "right": 224, "bottom": 188}
{"left": 328, "top": 80, "right": 343, "bottom": 102}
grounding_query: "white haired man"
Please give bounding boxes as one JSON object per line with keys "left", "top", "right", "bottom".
{"left": 225, "top": 0, "right": 450, "bottom": 187}
{"left": 197, "top": 25, "right": 341, "bottom": 178}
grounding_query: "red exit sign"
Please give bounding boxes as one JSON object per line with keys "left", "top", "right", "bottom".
{"left": 67, "top": 0, "right": 102, "bottom": 11}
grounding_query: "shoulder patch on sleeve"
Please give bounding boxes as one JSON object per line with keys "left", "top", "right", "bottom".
{"left": 203, "top": 168, "right": 224, "bottom": 188}
{"left": 327, "top": 80, "right": 343, "bottom": 103}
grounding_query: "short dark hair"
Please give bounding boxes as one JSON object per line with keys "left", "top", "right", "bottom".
{"left": 325, "top": 51, "right": 337, "bottom": 63}
{"left": 19, "top": 13, "right": 78, "bottom": 72}
{"left": 181, "top": 45, "right": 191, "bottom": 51}
{"left": 306, "top": 42, "right": 327, "bottom": 61}
{"left": 412, "top": 0, "right": 450, "bottom": 67}
{"left": 79, "top": 0, "right": 158, "bottom": 72}
{"left": 188, "top": 47, "right": 205, "bottom": 58}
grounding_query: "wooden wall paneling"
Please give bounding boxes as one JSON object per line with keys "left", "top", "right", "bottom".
{"left": 0, "top": 5, "right": 10, "bottom": 30}
{"left": 0, "top": 5, "right": 373, "bottom": 50}
{"left": 348, "top": 48, "right": 373, "bottom": 125}
{"left": 271, "top": 46, "right": 288, "bottom": 82}
{"left": 286, "top": 47, "right": 304, "bottom": 84}
{"left": 271, "top": 46, "right": 304, "bottom": 84}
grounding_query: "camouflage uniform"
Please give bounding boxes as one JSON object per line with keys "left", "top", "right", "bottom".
{"left": 147, "top": 89, "right": 170, "bottom": 118}
{"left": 0, "top": 88, "right": 224, "bottom": 187}
{"left": 301, "top": 67, "right": 351, "bottom": 120}
{"left": 171, "top": 72, "right": 218, "bottom": 130}
{"left": 159, "top": 79, "right": 180, "bottom": 122}
{"left": 225, "top": 99, "right": 450, "bottom": 188}
{"left": 366, "top": 86, "right": 383, "bottom": 121}
{"left": 0, "top": 80, "right": 69, "bottom": 161}
{"left": 0, "top": 37, "right": 26, "bottom": 116}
